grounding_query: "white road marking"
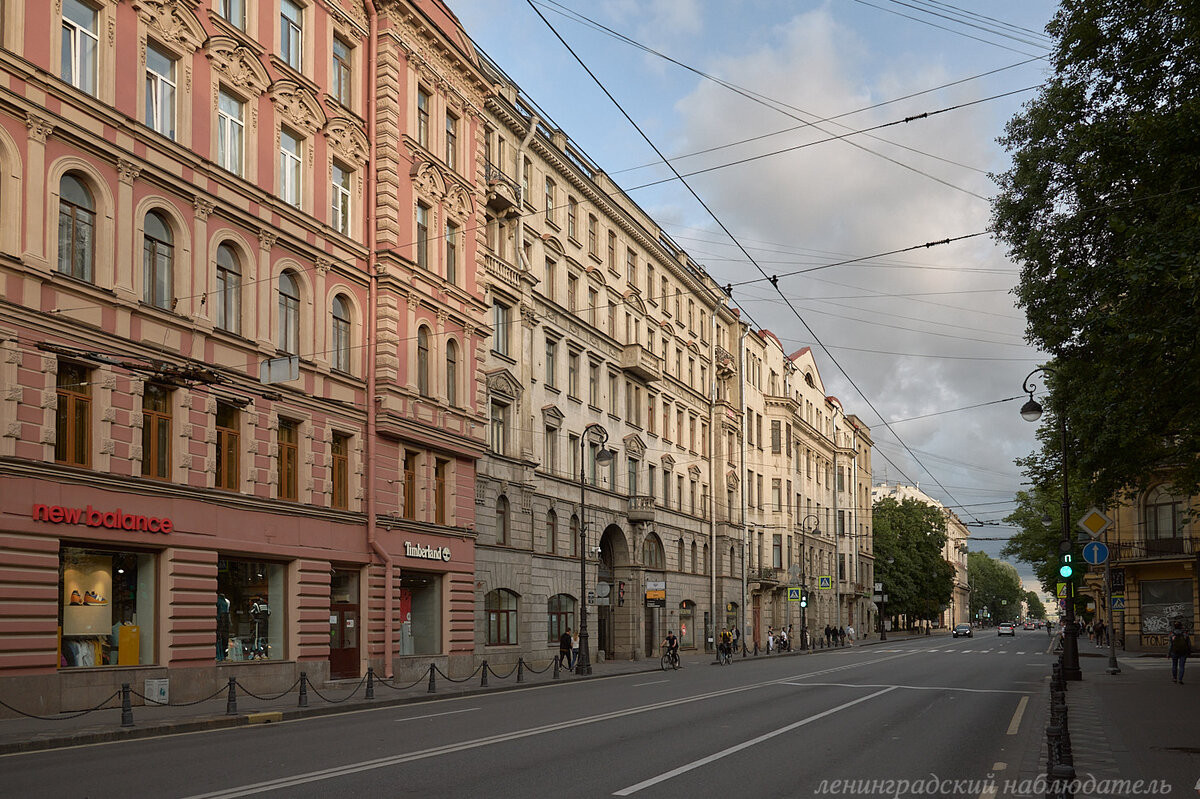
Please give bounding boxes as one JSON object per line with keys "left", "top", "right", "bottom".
{"left": 631, "top": 680, "right": 669, "bottom": 687}
{"left": 1007, "top": 695, "right": 1029, "bottom": 735}
{"left": 395, "top": 707, "right": 478, "bottom": 723}
{"left": 612, "top": 687, "right": 898, "bottom": 796}
{"left": 781, "top": 682, "right": 1028, "bottom": 695}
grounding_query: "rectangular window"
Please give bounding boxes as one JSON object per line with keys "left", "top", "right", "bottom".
{"left": 416, "top": 89, "right": 430, "bottom": 148}
{"left": 490, "top": 401, "right": 507, "bottom": 454}
{"left": 544, "top": 178, "right": 555, "bottom": 224}
{"left": 545, "top": 337, "right": 557, "bottom": 388}
{"left": 587, "top": 215, "right": 597, "bottom": 256}
{"left": 771, "top": 420, "right": 782, "bottom": 454}
{"left": 55, "top": 362, "right": 91, "bottom": 468}
{"left": 280, "top": 0, "right": 303, "bottom": 71}
{"left": 492, "top": 299, "right": 509, "bottom": 356}
{"left": 568, "top": 351, "right": 579, "bottom": 397}
{"left": 445, "top": 112, "right": 458, "bottom": 170}
{"left": 587, "top": 288, "right": 598, "bottom": 325}
{"left": 544, "top": 426, "right": 558, "bottom": 475}
{"left": 331, "top": 433, "right": 349, "bottom": 509}
{"left": 145, "top": 43, "right": 176, "bottom": 140}
{"left": 332, "top": 37, "right": 352, "bottom": 106}
{"left": 544, "top": 258, "right": 556, "bottom": 303}
{"left": 444, "top": 221, "right": 459, "bottom": 283}
{"left": 62, "top": 0, "right": 99, "bottom": 95}
{"left": 648, "top": 394, "right": 656, "bottom": 434}
{"left": 218, "top": 559, "right": 285, "bottom": 661}
{"left": 331, "top": 162, "right": 352, "bottom": 235}
{"left": 60, "top": 546, "right": 156, "bottom": 667}
{"left": 278, "top": 418, "right": 298, "bottom": 501}
{"left": 401, "top": 450, "right": 417, "bottom": 519}
{"left": 416, "top": 203, "right": 430, "bottom": 269}
{"left": 607, "top": 231, "right": 616, "bottom": 270}
{"left": 280, "top": 128, "right": 302, "bottom": 208}
{"left": 215, "top": 403, "right": 240, "bottom": 491}
{"left": 567, "top": 273, "right": 578, "bottom": 313}
{"left": 588, "top": 363, "right": 599, "bottom": 406}
{"left": 626, "top": 248, "right": 637, "bottom": 285}
{"left": 217, "top": 89, "right": 244, "bottom": 175}
{"left": 219, "top": 0, "right": 245, "bottom": 29}
{"left": 609, "top": 373, "right": 619, "bottom": 415}
{"left": 773, "top": 535, "right": 783, "bottom": 569}
{"left": 141, "top": 384, "right": 171, "bottom": 481}
{"left": 567, "top": 197, "right": 578, "bottom": 239}
{"left": 399, "top": 572, "right": 441, "bottom": 655}
{"left": 434, "top": 458, "right": 449, "bottom": 524}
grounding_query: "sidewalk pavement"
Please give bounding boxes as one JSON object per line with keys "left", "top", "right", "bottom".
{"left": 0, "top": 630, "right": 923, "bottom": 755}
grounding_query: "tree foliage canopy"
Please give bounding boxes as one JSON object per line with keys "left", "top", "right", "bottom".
{"left": 968, "top": 551, "right": 1024, "bottom": 623}
{"left": 992, "top": 0, "right": 1200, "bottom": 503}
{"left": 1024, "top": 590, "right": 1048, "bottom": 621}
{"left": 873, "top": 497, "right": 954, "bottom": 622}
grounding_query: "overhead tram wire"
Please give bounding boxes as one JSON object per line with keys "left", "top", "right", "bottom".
{"left": 525, "top": 0, "right": 994, "bottom": 525}
{"left": 879, "top": 0, "right": 1054, "bottom": 49}
{"left": 911, "top": 0, "right": 1056, "bottom": 44}
{"left": 848, "top": 0, "right": 1049, "bottom": 57}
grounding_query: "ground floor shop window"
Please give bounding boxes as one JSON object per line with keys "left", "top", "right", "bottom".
{"left": 217, "top": 559, "right": 285, "bottom": 661}
{"left": 1140, "top": 579, "right": 1193, "bottom": 636}
{"left": 59, "top": 546, "right": 156, "bottom": 668}
{"left": 486, "top": 588, "right": 519, "bottom": 645}
{"left": 400, "top": 572, "right": 441, "bottom": 655}
{"left": 679, "top": 600, "right": 696, "bottom": 648}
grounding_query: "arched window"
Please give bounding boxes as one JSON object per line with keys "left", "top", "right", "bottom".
{"left": 215, "top": 244, "right": 241, "bottom": 334}
{"left": 485, "top": 588, "right": 518, "bottom": 645}
{"left": 496, "top": 495, "right": 509, "bottom": 545}
{"left": 58, "top": 174, "right": 95, "bottom": 282}
{"left": 417, "top": 325, "right": 431, "bottom": 397}
{"left": 729, "top": 545, "right": 735, "bottom": 576}
{"left": 690, "top": 541, "right": 697, "bottom": 574}
{"left": 547, "top": 593, "right": 576, "bottom": 643}
{"left": 546, "top": 508, "right": 557, "bottom": 553}
{"left": 642, "top": 533, "right": 664, "bottom": 570}
{"left": 703, "top": 543, "right": 710, "bottom": 575}
{"left": 143, "top": 211, "right": 173, "bottom": 308}
{"left": 569, "top": 514, "right": 579, "bottom": 557}
{"left": 278, "top": 271, "right": 300, "bottom": 354}
{"left": 676, "top": 539, "right": 684, "bottom": 572}
{"left": 1145, "top": 485, "right": 1187, "bottom": 554}
{"left": 445, "top": 339, "right": 458, "bottom": 407}
{"left": 331, "top": 295, "right": 351, "bottom": 372}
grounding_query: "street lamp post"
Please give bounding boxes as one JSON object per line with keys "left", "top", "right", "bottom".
{"left": 880, "top": 556, "right": 894, "bottom": 641}
{"left": 800, "top": 514, "right": 820, "bottom": 650}
{"left": 576, "top": 423, "right": 613, "bottom": 676}
{"left": 1021, "top": 367, "right": 1082, "bottom": 681}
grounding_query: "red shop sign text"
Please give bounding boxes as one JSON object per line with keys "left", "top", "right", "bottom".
{"left": 32, "top": 504, "right": 174, "bottom": 534}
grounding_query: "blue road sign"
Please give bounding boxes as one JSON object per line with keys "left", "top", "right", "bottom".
{"left": 1110, "top": 596, "right": 1125, "bottom": 610}
{"left": 1082, "top": 540, "right": 1109, "bottom": 565}
{"left": 818, "top": 576, "right": 833, "bottom": 590}
{"left": 788, "top": 588, "right": 801, "bottom": 602}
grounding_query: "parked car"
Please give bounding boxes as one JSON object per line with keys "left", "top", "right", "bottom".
{"left": 998, "top": 622, "right": 1016, "bottom": 636}
{"left": 1023, "top": 621, "right": 1035, "bottom": 630}
{"left": 953, "top": 623, "right": 972, "bottom": 638}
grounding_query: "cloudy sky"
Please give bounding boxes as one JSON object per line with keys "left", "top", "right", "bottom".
{"left": 450, "top": 0, "right": 1060, "bottom": 583}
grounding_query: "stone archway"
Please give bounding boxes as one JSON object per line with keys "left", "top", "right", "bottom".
{"left": 598, "top": 525, "right": 630, "bottom": 660}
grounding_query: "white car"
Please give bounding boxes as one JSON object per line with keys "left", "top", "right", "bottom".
{"left": 997, "top": 622, "right": 1016, "bottom": 636}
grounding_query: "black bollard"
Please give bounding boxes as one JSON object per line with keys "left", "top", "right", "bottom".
{"left": 225, "top": 678, "right": 238, "bottom": 715}
{"left": 481, "top": 660, "right": 489, "bottom": 687}
{"left": 517, "top": 658, "right": 525, "bottom": 683}
{"left": 120, "top": 683, "right": 134, "bottom": 727}
{"left": 427, "top": 662, "right": 436, "bottom": 693}
{"left": 366, "top": 667, "right": 375, "bottom": 700}
{"left": 553, "top": 657, "right": 560, "bottom": 680}
{"left": 299, "top": 671, "right": 308, "bottom": 707}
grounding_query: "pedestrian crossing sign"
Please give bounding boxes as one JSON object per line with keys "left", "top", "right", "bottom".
{"left": 818, "top": 576, "right": 832, "bottom": 590}
{"left": 1110, "top": 596, "right": 1125, "bottom": 610}
{"left": 1056, "top": 582, "right": 1068, "bottom": 598}
{"left": 788, "top": 588, "right": 801, "bottom": 602}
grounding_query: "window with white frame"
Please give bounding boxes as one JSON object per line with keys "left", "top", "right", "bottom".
{"left": 278, "top": 271, "right": 300, "bottom": 354}
{"left": 332, "top": 37, "right": 352, "bottom": 107}
{"left": 445, "top": 112, "right": 458, "bottom": 170}
{"left": 416, "top": 203, "right": 430, "bottom": 269}
{"left": 331, "top": 161, "right": 351, "bottom": 235}
{"left": 145, "top": 43, "right": 176, "bottom": 139}
{"left": 217, "top": 89, "right": 244, "bottom": 176}
{"left": 331, "top": 295, "right": 351, "bottom": 373}
{"left": 61, "top": 0, "right": 99, "bottom": 95}
{"left": 280, "top": 128, "right": 302, "bottom": 207}
{"left": 219, "top": 0, "right": 245, "bottom": 29}
{"left": 445, "top": 221, "right": 459, "bottom": 284}
{"left": 58, "top": 174, "right": 95, "bottom": 282}
{"left": 215, "top": 244, "right": 241, "bottom": 334}
{"left": 492, "top": 299, "right": 510, "bottom": 357}
{"left": 142, "top": 211, "right": 173, "bottom": 309}
{"left": 416, "top": 88, "right": 430, "bottom": 148}
{"left": 280, "top": 0, "right": 303, "bottom": 71}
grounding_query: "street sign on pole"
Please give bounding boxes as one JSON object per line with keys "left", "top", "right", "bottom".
{"left": 1082, "top": 540, "right": 1109, "bottom": 565}
{"left": 787, "top": 587, "right": 801, "bottom": 602}
{"left": 1077, "top": 507, "right": 1113, "bottom": 539}
{"left": 1056, "top": 582, "right": 1068, "bottom": 599}
{"left": 818, "top": 576, "right": 832, "bottom": 590}
{"left": 1110, "top": 596, "right": 1125, "bottom": 610}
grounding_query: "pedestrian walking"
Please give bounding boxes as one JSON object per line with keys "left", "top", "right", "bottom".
{"left": 838, "top": 626, "right": 846, "bottom": 647}
{"left": 824, "top": 625, "right": 832, "bottom": 647}
{"left": 1169, "top": 621, "right": 1191, "bottom": 684}
{"left": 558, "top": 628, "right": 572, "bottom": 669}
{"left": 767, "top": 626, "right": 775, "bottom": 653}
{"left": 731, "top": 625, "right": 741, "bottom": 654}
{"left": 779, "top": 627, "right": 789, "bottom": 652}
{"left": 570, "top": 629, "right": 580, "bottom": 671}
{"left": 846, "top": 624, "right": 855, "bottom": 645}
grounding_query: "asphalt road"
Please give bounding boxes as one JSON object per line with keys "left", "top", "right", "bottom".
{"left": 0, "top": 633, "right": 1055, "bottom": 799}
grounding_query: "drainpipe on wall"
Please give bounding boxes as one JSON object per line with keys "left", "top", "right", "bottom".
{"left": 363, "top": 0, "right": 394, "bottom": 679}
{"left": 708, "top": 309, "right": 717, "bottom": 648}
{"left": 737, "top": 325, "right": 748, "bottom": 639}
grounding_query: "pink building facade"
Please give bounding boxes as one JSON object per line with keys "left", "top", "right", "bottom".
{"left": 0, "top": 0, "right": 489, "bottom": 713}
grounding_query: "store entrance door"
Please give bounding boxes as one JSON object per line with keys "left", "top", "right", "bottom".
{"left": 329, "top": 603, "right": 359, "bottom": 679}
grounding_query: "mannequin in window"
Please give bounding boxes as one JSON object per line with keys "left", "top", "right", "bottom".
{"left": 216, "top": 593, "right": 231, "bottom": 661}
{"left": 250, "top": 596, "right": 271, "bottom": 659}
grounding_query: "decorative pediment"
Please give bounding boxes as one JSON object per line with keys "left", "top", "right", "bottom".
{"left": 541, "top": 404, "right": 564, "bottom": 426}
{"left": 486, "top": 368, "right": 521, "bottom": 400}
{"left": 623, "top": 434, "right": 646, "bottom": 457}
{"left": 133, "top": 0, "right": 206, "bottom": 52}
{"left": 270, "top": 80, "right": 326, "bottom": 134}
{"left": 323, "top": 116, "right": 369, "bottom": 166}
{"left": 688, "top": 464, "right": 701, "bottom": 478}
{"left": 543, "top": 235, "right": 565, "bottom": 256}
{"left": 584, "top": 265, "right": 607, "bottom": 287}
{"left": 685, "top": 340, "right": 701, "bottom": 355}
{"left": 445, "top": 182, "right": 474, "bottom": 221}
{"left": 623, "top": 291, "right": 646, "bottom": 314}
{"left": 205, "top": 37, "right": 270, "bottom": 96}
{"left": 660, "top": 454, "right": 675, "bottom": 471}
{"left": 725, "top": 469, "right": 739, "bottom": 489}
{"left": 411, "top": 159, "right": 448, "bottom": 200}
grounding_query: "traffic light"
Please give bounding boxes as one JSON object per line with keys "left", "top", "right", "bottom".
{"left": 618, "top": 581, "right": 626, "bottom": 606}
{"left": 800, "top": 591, "right": 808, "bottom": 608}
{"left": 1058, "top": 539, "right": 1075, "bottom": 579}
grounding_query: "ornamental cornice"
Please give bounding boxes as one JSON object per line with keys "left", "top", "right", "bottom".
{"left": 132, "top": 0, "right": 207, "bottom": 52}
{"left": 269, "top": 80, "right": 327, "bottom": 135}
{"left": 205, "top": 36, "right": 271, "bottom": 96}
{"left": 323, "top": 116, "right": 369, "bottom": 166}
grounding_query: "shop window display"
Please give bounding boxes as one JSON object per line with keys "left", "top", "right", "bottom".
{"left": 399, "top": 572, "right": 441, "bottom": 656}
{"left": 59, "top": 547, "right": 155, "bottom": 668}
{"left": 216, "top": 559, "right": 284, "bottom": 661}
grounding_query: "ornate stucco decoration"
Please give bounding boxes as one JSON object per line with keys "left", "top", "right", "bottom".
{"left": 541, "top": 404, "right": 564, "bottom": 426}
{"left": 269, "top": 80, "right": 327, "bottom": 135}
{"left": 323, "top": 116, "right": 369, "bottom": 166}
{"left": 132, "top": 0, "right": 207, "bottom": 52}
{"left": 485, "top": 369, "right": 521, "bottom": 401}
{"left": 204, "top": 37, "right": 270, "bottom": 96}
{"left": 410, "top": 159, "right": 447, "bottom": 201}
{"left": 623, "top": 434, "right": 645, "bottom": 458}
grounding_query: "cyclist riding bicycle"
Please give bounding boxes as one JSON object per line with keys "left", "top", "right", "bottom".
{"left": 662, "top": 630, "right": 680, "bottom": 665}
{"left": 719, "top": 628, "right": 733, "bottom": 660}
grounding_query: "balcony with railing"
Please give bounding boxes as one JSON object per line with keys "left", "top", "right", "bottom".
{"left": 620, "top": 343, "right": 662, "bottom": 382}
{"left": 484, "top": 161, "right": 521, "bottom": 213}
{"left": 628, "top": 495, "right": 656, "bottom": 523}
{"left": 1111, "top": 536, "right": 1198, "bottom": 561}
{"left": 715, "top": 344, "right": 736, "bottom": 376}
{"left": 749, "top": 566, "right": 782, "bottom": 587}
{"left": 485, "top": 253, "right": 522, "bottom": 291}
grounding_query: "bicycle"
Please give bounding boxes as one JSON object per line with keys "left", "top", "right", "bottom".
{"left": 661, "top": 646, "right": 680, "bottom": 670}
{"left": 717, "top": 643, "right": 732, "bottom": 665}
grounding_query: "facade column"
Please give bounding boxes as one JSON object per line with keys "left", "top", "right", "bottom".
{"left": 22, "top": 113, "right": 53, "bottom": 271}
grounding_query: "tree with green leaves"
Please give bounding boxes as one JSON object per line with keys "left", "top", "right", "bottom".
{"left": 1000, "top": 461, "right": 1090, "bottom": 596}
{"left": 991, "top": 0, "right": 1200, "bottom": 505}
{"left": 1024, "top": 590, "right": 1047, "bottom": 621}
{"left": 968, "top": 551, "right": 1023, "bottom": 623}
{"left": 873, "top": 496, "right": 954, "bottom": 627}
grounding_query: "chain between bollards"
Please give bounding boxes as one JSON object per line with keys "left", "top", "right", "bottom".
{"left": 517, "top": 658, "right": 525, "bottom": 683}
{"left": 120, "top": 683, "right": 133, "bottom": 728}
{"left": 552, "top": 656, "right": 560, "bottom": 680}
{"left": 427, "top": 662, "right": 436, "bottom": 693}
{"left": 366, "top": 667, "right": 375, "bottom": 700}
{"left": 299, "top": 672, "right": 308, "bottom": 707}
{"left": 481, "top": 660, "right": 489, "bottom": 687}
{"left": 224, "top": 678, "right": 238, "bottom": 715}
